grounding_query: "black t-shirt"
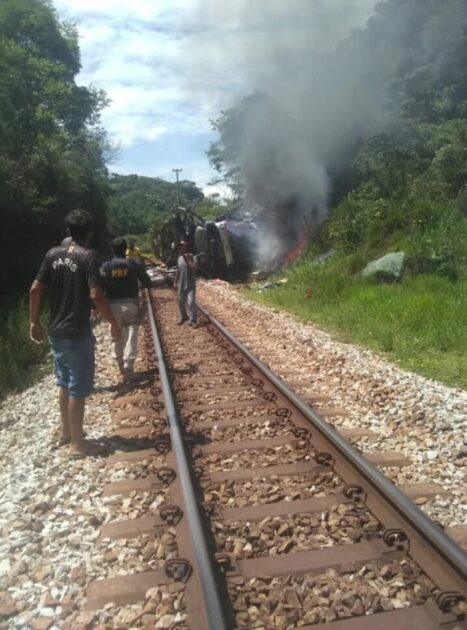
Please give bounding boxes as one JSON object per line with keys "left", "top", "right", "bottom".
{"left": 100, "top": 257, "right": 151, "bottom": 300}
{"left": 36, "top": 243, "right": 100, "bottom": 338}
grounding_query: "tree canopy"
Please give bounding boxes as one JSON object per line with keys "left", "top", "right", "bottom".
{"left": 106, "top": 174, "right": 205, "bottom": 237}
{"left": 0, "top": 0, "right": 109, "bottom": 298}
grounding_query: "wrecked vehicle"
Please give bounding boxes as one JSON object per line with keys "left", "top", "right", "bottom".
{"left": 154, "top": 206, "right": 258, "bottom": 279}
{"left": 154, "top": 197, "right": 316, "bottom": 279}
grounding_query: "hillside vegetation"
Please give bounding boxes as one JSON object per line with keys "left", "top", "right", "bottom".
{"left": 106, "top": 174, "right": 228, "bottom": 252}
{"left": 106, "top": 174, "right": 203, "bottom": 237}
{"left": 252, "top": 258, "right": 467, "bottom": 388}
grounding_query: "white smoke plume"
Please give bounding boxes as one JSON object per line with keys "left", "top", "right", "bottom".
{"left": 186, "top": 0, "right": 380, "bottom": 221}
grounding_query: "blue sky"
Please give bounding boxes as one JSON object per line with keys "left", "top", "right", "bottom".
{"left": 53, "top": 0, "right": 232, "bottom": 192}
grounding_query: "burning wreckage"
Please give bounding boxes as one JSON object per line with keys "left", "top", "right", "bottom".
{"left": 154, "top": 202, "right": 313, "bottom": 279}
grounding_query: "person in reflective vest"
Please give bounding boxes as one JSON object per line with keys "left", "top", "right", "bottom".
{"left": 100, "top": 238, "right": 151, "bottom": 379}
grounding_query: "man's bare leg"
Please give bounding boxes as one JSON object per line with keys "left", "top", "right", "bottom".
{"left": 59, "top": 387, "right": 71, "bottom": 442}
{"left": 69, "top": 397, "right": 86, "bottom": 453}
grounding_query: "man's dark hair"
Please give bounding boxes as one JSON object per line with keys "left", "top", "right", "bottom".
{"left": 64, "top": 209, "right": 93, "bottom": 240}
{"left": 112, "top": 237, "right": 127, "bottom": 257}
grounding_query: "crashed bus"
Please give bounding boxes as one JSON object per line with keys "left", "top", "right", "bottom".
{"left": 154, "top": 201, "right": 315, "bottom": 279}
{"left": 154, "top": 206, "right": 259, "bottom": 279}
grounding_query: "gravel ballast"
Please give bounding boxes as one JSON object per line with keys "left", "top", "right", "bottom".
{"left": 0, "top": 285, "right": 466, "bottom": 628}
{"left": 0, "top": 325, "right": 187, "bottom": 629}
{"left": 199, "top": 281, "right": 467, "bottom": 527}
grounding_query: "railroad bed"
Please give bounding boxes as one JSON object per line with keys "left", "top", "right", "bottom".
{"left": 0, "top": 283, "right": 466, "bottom": 630}
{"left": 85, "top": 287, "right": 467, "bottom": 629}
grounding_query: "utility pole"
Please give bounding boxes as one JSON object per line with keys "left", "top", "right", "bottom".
{"left": 172, "top": 168, "right": 183, "bottom": 206}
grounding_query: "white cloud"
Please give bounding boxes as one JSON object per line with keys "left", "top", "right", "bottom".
{"left": 104, "top": 118, "right": 168, "bottom": 148}
{"left": 54, "top": 0, "right": 215, "bottom": 152}
{"left": 145, "top": 125, "right": 169, "bottom": 141}
{"left": 54, "top": 0, "right": 196, "bottom": 21}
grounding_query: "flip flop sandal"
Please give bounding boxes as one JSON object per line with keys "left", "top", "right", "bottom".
{"left": 53, "top": 430, "right": 87, "bottom": 447}
{"left": 68, "top": 450, "right": 86, "bottom": 460}
{"left": 68, "top": 443, "right": 106, "bottom": 459}
{"left": 50, "top": 436, "right": 71, "bottom": 451}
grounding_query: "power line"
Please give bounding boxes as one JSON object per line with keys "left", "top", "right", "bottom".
{"left": 172, "top": 168, "right": 183, "bottom": 206}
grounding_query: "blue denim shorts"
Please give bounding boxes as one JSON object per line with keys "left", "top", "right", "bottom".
{"left": 48, "top": 335, "right": 95, "bottom": 399}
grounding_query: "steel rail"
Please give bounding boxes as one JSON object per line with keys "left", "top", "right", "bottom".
{"left": 198, "top": 302, "right": 467, "bottom": 598}
{"left": 146, "top": 290, "right": 229, "bottom": 630}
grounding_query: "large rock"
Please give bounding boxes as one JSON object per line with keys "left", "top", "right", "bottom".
{"left": 362, "top": 252, "right": 405, "bottom": 281}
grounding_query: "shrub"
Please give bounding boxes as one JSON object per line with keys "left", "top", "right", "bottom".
{"left": 406, "top": 248, "right": 458, "bottom": 280}
{"left": 0, "top": 299, "right": 48, "bottom": 399}
{"left": 345, "top": 251, "right": 367, "bottom": 275}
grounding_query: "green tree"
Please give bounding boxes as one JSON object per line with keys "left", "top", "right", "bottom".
{"left": 106, "top": 173, "right": 206, "bottom": 238}
{"left": 0, "top": 0, "right": 110, "bottom": 299}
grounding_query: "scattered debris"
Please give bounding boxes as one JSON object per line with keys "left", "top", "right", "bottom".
{"left": 146, "top": 266, "right": 173, "bottom": 287}
{"left": 254, "top": 278, "right": 288, "bottom": 292}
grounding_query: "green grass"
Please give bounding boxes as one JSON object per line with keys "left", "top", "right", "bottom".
{"left": 0, "top": 298, "right": 49, "bottom": 400}
{"left": 248, "top": 256, "right": 467, "bottom": 389}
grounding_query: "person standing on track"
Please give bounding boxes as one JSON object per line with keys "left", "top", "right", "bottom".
{"left": 174, "top": 240, "right": 198, "bottom": 326}
{"left": 126, "top": 238, "right": 142, "bottom": 263}
{"left": 29, "top": 209, "right": 121, "bottom": 457}
{"left": 100, "top": 237, "right": 151, "bottom": 379}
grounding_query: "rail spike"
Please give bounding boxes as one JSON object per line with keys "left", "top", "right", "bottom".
{"left": 159, "top": 504, "right": 183, "bottom": 526}
{"left": 152, "top": 417, "right": 166, "bottom": 431}
{"left": 156, "top": 466, "right": 176, "bottom": 485}
{"left": 382, "top": 528, "right": 409, "bottom": 551}
{"left": 315, "top": 452, "right": 335, "bottom": 467}
{"left": 153, "top": 434, "right": 171, "bottom": 455}
{"left": 151, "top": 401, "right": 165, "bottom": 414}
{"left": 292, "top": 427, "right": 310, "bottom": 440}
{"left": 215, "top": 552, "right": 233, "bottom": 573}
{"left": 436, "top": 591, "right": 466, "bottom": 616}
{"left": 192, "top": 464, "right": 205, "bottom": 479}
{"left": 343, "top": 483, "right": 367, "bottom": 504}
{"left": 164, "top": 558, "right": 192, "bottom": 583}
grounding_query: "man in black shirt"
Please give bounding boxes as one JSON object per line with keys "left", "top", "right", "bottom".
{"left": 100, "top": 237, "right": 151, "bottom": 379}
{"left": 29, "top": 209, "right": 121, "bottom": 457}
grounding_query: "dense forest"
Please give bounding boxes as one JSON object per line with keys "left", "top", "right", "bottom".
{"left": 105, "top": 174, "right": 229, "bottom": 249}
{"left": 106, "top": 174, "right": 204, "bottom": 238}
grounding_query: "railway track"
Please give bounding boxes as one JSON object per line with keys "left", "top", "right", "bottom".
{"left": 86, "top": 287, "right": 467, "bottom": 629}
